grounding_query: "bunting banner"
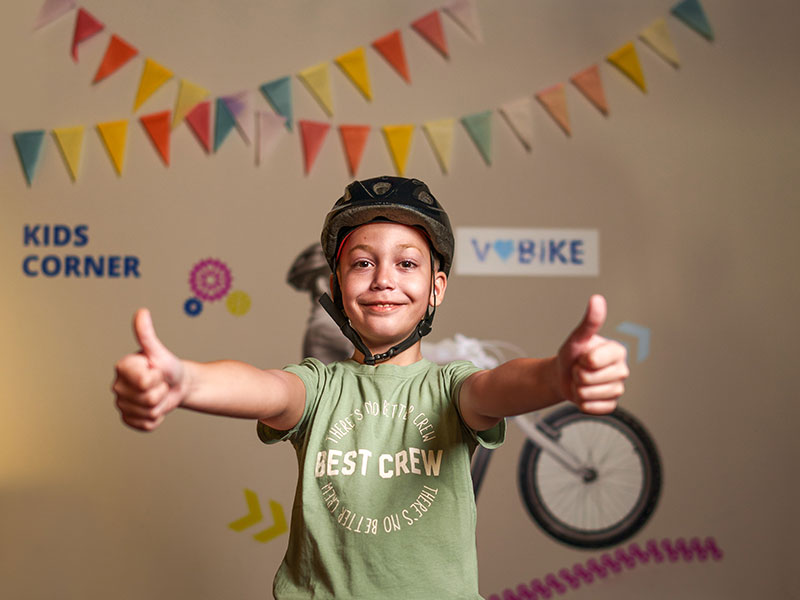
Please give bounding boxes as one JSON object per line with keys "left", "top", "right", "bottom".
{"left": 52, "top": 125, "right": 84, "bottom": 181}
{"left": 17, "top": 0, "right": 712, "bottom": 184}
{"left": 71, "top": 8, "right": 104, "bottom": 61}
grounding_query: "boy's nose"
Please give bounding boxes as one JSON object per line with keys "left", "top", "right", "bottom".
{"left": 371, "top": 263, "right": 396, "bottom": 289}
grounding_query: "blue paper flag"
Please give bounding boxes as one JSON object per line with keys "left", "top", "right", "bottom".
{"left": 13, "top": 130, "right": 46, "bottom": 186}
{"left": 259, "top": 76, "right": 293, "bottom": 132}
{"left": 213, "top": 97, "right": 237, "bottom": 152}
{"left": 460, "top": 110, "right": 493, "bottom": 166}
{"left": 671, "top": 0, "right": 714, "bottom": 41}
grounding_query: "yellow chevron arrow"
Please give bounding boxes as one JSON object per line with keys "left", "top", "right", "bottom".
{"left": 229, "top": 489, "right": 262, "bottom": 531}
{"left": 253, "top": 500, "right": 288, "bottom": 543}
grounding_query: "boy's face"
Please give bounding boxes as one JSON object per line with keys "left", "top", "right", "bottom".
{"left": 335, "top": 222, "right": 447, "bottom": 357}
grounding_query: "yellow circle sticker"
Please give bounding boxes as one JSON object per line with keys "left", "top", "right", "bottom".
{"left": 226, "top": 290, "right": 251, "bottom": 316}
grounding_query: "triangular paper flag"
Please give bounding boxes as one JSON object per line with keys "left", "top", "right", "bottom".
{"left": 607, "top": 42, "right": 647, "bottom": 92}
{"left": 335, "top": 47, "right": 373, "bottom": 101}
{"left": 140, "top": 110, "right": 171, "bottom": 166}
{"left": 172, "top": 79, "right": 209, "bottom": 128}
{"left": 71, "top": 8, "right": 104, "bottom": 61}
{"left": 52, "top": 126, "right": 84, "bottom": 181}
{"left": 640, "top": 18, "right": 680, "bottom": 68}
{"left": 259, "top": 76, "right": 293, "bottom": 131}
{"left": 339, "top": 125, "right": 371, "bottom": 176}
{"left": 96, "top": 120, "right": 128, "bottom": 175}
{"left": 461, "top": 111, "right": 492, "bottom": 165}
{"left": 33, "top": 0, "right": 75, "bottom": 30}
{"left": 214, "top": 98, "right": 237, "bottom": 152}
{"left": 13, "top": 131, "right": 46, "bottom": 186}
{"left": 536, "top": 84, "right": 571, "bottom": 136}
{"left": 299, "top": 120, "right": 331, "bottom": 174}
{"left": 221, "top": 91, "right": 255, "bottom": 144}
{"left": 499, "top": 97, "right": 534, "bottom": 151}
{"left": 372, "top": 30, "right": 411, "bottom": 83}
{"left": 134, "top": 58, "right": 174, "bottom": 111}
{"left": 422, "top": 118, "right": 455, "bottom": 173}
{"left": 411, "top": 11, "right": 449, "bottom": 58}
{"left": 256, "top": 112, "right": 287, "bottom": 166}
{"left": 93, "top": 34, "right": 138, "bottom": 83}
{"left": 671, "top": 0, "right": 714, "bottom": 41}
{"left": 443, "top": 0, "right": 483, "bottom": 43}
{"left": 382, "top": 125, "right": 414, "bottom": 176}
{"left": 185, "top": 101, "right": 212, "bottom": 153}
{"left": 570, "top": 64, "right": 609, "bottom": 115}
{"left": 298, "top": 62, "right": 334, "bottom": 117}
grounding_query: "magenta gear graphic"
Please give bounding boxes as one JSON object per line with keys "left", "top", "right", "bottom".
{"left": 189, "top": 258, "right": 233, "bottom": 302}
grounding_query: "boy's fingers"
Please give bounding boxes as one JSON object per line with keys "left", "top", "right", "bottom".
{"left": 579, "top": 339, "right": 628, "bottom": 370}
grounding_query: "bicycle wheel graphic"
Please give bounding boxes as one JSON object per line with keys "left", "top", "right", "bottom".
{"left": 517, "top": 405, "right": 661, "bottom": 549}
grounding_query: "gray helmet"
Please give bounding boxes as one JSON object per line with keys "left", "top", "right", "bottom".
{"left": 320, "top": 176, "right": 454, "bottom": 275}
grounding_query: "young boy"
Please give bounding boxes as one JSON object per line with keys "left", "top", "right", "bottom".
{"left": 113, "top": 176, "right": 628, "bottom": 599}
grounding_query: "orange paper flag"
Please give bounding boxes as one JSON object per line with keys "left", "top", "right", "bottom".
{"left": 299, "top": 120, "right": 331, "bottom": 174}
{"left": 570, "top": 65, "right": 609, "bottom": 115}
{"left": 93, "top": 34, "right": 138, "bottom": 83}
{"left": 140, "top": 110, "right": 171, "bottom": 166}
{"left": 411, "top": 11, "right": 448, "bottom": 58}
{"left": 536, "top": 84, "right": 571, "bottom": 136}
{"left": 339, "top": 125, "right": 371, "bottom": 176}
{"left": 372, "top": 30, "right": 411, "bottom": 83}
{"left": 71, "top": 8, "right": 104, "bottom": 61}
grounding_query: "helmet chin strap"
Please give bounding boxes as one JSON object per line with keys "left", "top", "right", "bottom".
{"left": 319, "top": 253, "right": 437, "bottom": 366}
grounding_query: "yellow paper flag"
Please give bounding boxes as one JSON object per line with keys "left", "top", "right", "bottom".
{"left": 423, "top": 118, "right": 455, "bottom": 173}
{"left": 134, "top": 58, "right": 174, "bottom": 111}
{"left": 298, "top": 62, "right": 334, "bottom": 117}
{"left": 172, "top": 79, "right": 209, "bottom": 128}
{"left": 96, "top": 120, "right": 128, "bottom": 175}
{"left": 382, "top": 125, "right": 414, "bottom": 175}
{"left": 607, "top": 42, "right": 647, "bottom": 92}
{"left": 52, "top": 126, "right": 85, "bottom": 181}
{"left": 335, "top": 47, "right": 372, "bottom": 101}
{"left": 639, "top": 18, "right": 680, "bottom": 68}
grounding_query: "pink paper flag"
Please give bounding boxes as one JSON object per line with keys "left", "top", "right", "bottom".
{"left": 256, "top": 112, "right": 287, "bottom": 166}
{"left": 93, "top": 34, "right": 139, "bottom": 83}
{"left": 299, "top": 120, "right": 331, "bottom": 174}
{"left": 339, "top": 125, "right": 371, "bottom": 176}
{"left": 536, "top": 83, "right": 571, "bottom": 136}
{"left": 570, "top": 65, "right": 609, "bottom": 115}
{"left": 139, "top": 110, "right": 171, "bottom": 166}
{"left": 411, "top": 11, "right": 449, "bottom": 58}
{"left": 443, "top": 0, "right": 483, "bottom": 43}
{"left": 71, "top": 8, "right": 104, "bottom": 61}
{"left": 33, "top": 0, "right": 75, "bottom": 30}
{"left": 185, "top": 101, "right": 212, "bottom": 153}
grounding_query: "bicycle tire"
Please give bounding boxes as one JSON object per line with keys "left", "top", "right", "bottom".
{"left": 517, "top": 405, "right": 661, "bottom": 549}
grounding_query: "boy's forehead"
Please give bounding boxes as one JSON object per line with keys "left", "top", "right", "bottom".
{"left": 341, "top": 222, "right": 431, "bottom": 251}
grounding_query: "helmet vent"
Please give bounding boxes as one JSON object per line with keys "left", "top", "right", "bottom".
{"left": 372, "top": 181, "right": 392, "bottom": 195}
{"left": 417, "top": 190, "right": 434, "bottom": 205}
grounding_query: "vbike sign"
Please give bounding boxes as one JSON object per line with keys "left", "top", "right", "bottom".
{"left": 455, "top": 227, "right": 598, "bottom": 277}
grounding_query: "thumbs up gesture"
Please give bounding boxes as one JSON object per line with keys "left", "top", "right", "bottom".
{"left": 113, "top": 309, "right": 186, "bottom": 431}
{"left": 556, "top": 295, "right": 629, "bottom": 414}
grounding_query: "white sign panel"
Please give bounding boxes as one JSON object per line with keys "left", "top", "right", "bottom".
{"left": 455, "top": 227, "right": 599, "bottom": 276}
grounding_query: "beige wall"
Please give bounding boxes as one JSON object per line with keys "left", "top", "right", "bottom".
{"left": 2, "top": 1, "right": 798, "bottom": 598}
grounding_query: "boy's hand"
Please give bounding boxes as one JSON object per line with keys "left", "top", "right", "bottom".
{"left": 556, "top": 295, "right": 629, "bottom": 414}
{"left": 113, "top": 309, "right": 186, "bottom": 431}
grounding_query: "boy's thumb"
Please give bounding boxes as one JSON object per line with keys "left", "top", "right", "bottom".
{"left": 133, "top": 308, "right": 170, "bottom": 363}
{"left": 567, "top": 294, "right": 607, "bottom": 348}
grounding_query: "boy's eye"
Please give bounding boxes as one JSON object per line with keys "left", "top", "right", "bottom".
{"left": 354, "top": 260, "right": 372, "bottom": 268}
{"left": 399, "top": 260, "right": 417, "bottom": 269}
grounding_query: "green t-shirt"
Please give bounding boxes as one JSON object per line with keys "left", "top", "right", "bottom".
{"left": 258, "top": 358, "right": 505, "bottom": 599}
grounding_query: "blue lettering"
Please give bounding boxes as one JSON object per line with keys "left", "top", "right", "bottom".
{"left": 518, "top": 240, "right": 535, "bottom": 264}
{"left": 22, "top": 255, "right": 37, "bottom": 276}
{"left": 548, "top": 240, "right": 567, "bottom": 264}
{"left": 74, "top": 225, "right": 89, "bottom": 247}
{"left": 24, "top": 225, "right": 40, "bottom": 246}
{"left": 471, "top": 239, "right": 491, "bottom": 261}
{"left": 41, "top": 256, "right": 60, "bottom": 277}
{"left": 54, "top": 225, "right": 71, "bottom": 246}
{"left": 570, "top": 240, "right": 584, "bottom": 265}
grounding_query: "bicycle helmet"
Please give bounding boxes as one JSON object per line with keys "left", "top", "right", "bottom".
{"left": 286, "top": 242, "right": 330, "bottom": 292}
{"left": 318, "top": 176, "right": 454, "bottom": 365}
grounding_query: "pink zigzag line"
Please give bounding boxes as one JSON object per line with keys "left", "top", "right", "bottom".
{"left": 488, "top": 537, "right": 723, "bottom": 600}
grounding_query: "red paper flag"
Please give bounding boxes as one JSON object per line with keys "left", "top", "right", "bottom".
{"left": 185, "top": 101, "right": 212, "bottom": 153}
{"left": 570, "top": 64, "right": 609, "bottom": 115}
{"left": 299, "top": 120, "right": 331, "bottom": 174}
{"left": 71, "top": 8, "right": 104, "bottom": 61}
{"left": 93, "top": 34, "right": 138, "bottom": 83}
{"left": 140, "top": 110, "right": 171, "bottom": 166}
{"left": 372, "top": 30, "right": 411, "bottom": 83}
{"left": 339, "top": 125, "right": 371, "bottom": 176}
{"left": 411, "top": 11, "right": 448, "bottom": 58}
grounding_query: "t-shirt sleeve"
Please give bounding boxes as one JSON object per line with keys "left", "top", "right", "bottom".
{"left": 445, "top": 360, "right": 506, "bottom": 449}
{"left": 256, "top": 357, "right": 324, "bottom": 445}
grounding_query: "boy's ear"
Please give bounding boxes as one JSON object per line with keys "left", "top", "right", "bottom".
{"left": 430, "top": 271, "right": 447, "bottom": 307}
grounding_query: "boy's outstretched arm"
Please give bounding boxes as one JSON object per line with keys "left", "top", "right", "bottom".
{"left": 459, "top": 295, "right": 629, "bottom": 432}
{"left": 112, "top": 309, "right": 305, "bottom": 432}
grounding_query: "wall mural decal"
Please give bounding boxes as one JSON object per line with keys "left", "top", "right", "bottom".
{"left": 228, "top": 489, "right": 288, "bottom": 543}
{"left": 184, "top": 257, "right": 251, "bottom": 317}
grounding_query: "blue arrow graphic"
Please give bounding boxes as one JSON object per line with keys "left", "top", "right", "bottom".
{"left": 616, "top": 322, "right": 651, "bottom": 363}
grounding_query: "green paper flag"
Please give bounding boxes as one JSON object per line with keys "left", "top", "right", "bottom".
{"left": 260, "top": 76, "right": 293, "bottom": 131}
{"left": 13, "top": 130, "right": 46, "bottom": 186}
{"left": 460, "top": 110, "right": 492, "bottom": 165}
{"left": 214, "top": 97, "right": 237, "bottom": 152}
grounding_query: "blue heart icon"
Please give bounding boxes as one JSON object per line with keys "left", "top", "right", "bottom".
{"left": 493, "top": 240, "right": 514, "bottom": 261}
